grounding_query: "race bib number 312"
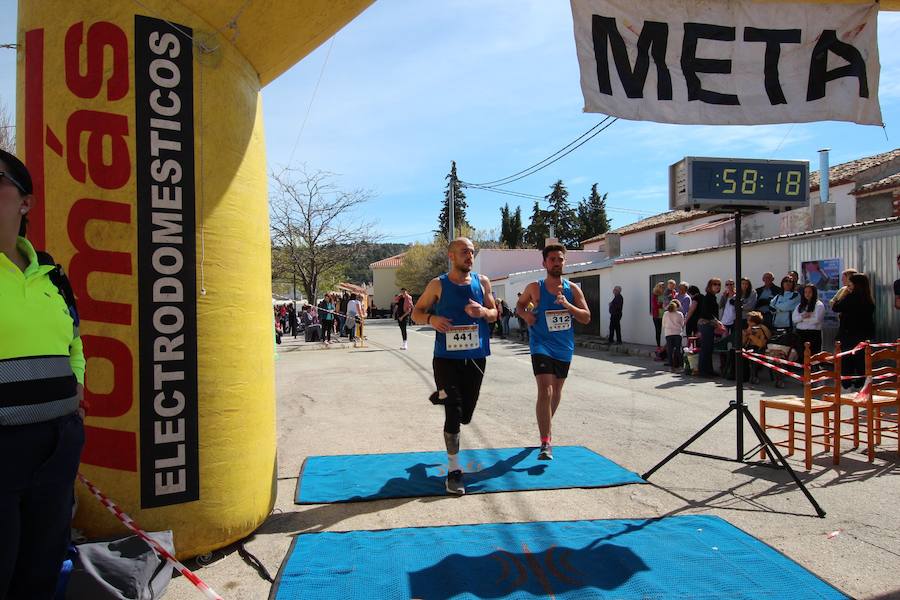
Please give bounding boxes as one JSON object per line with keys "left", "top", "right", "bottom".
{"left": 446, "top": 325, "right": 480, "bottom": 351}
{"left": 545, "top": 310, "right": 571, "bottom": 332}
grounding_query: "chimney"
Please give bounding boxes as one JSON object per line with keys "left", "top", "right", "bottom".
{"left": 818, "top": 148, "right": 830, "bottom": 204}
{"left": 606, "top": 232, "right": 621, "bottom": 259}
{"left": 545, "top": 224, "right": 558, "bottom": 247}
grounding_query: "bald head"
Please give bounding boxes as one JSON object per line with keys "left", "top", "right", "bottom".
{"left": 448, "top": 237, "right": 475, "bottom": 273}
{"left": 448, "top": 237, "right": 474, "bottom": 253}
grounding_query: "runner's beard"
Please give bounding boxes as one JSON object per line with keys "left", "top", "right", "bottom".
{"left": 548, "top": 266, "right": 563, "bottom": 277}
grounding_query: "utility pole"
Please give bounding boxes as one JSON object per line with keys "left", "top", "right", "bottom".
{"left": 448, "top": 164, "right": 456, "bottom": 242}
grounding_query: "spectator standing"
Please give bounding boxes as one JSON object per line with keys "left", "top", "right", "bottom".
{"left": 718, "top": 279, "right": 737, "bottom": 336}
{"left": 321, "top": 295, "right": 335, "bottom": 344}
{"left": 685, "top": 284, "right": 702, "bottom": 338}
{"left": 793, "top": 284, "right": 825, "bottom": 355}
{"left": 395, "top": 288, "right": 413, "bottom": 350}
{"left": 770, "top": 276, "right": 801, "bottom": 331}
{"left": 662, "top": 300, "right": 685, "bottom": 371}
{"left": 831, "top": 273, "right": 876, "bottom": 389}
{"left": 288, "top": 304, "right": 299, "bottom": 338}
{"left": 650, "top": 282, "right": 665, "bottom": 351}
{"left": 893, "top": 253, "right": 900, "bottom": 312}
{"left": 608, "top": 286, "right": 623, "bottom": 344}
{"left": 499, "top": 299, "right": 512, "bottom": 338}
{"left": 676, "top": 282, "right": 691, "bottom": 316}
{"left": 830, "top": 268, "right": 858, "bottom": 311}
{"left": 756, "top": 272, "right": 780, "bottom": 329}
{"left": 697, "top": 278, "right": 722, "bottom": 377}
{"left": 338, "top": 292, "right": 350, "bottom": 337}
{"left": 345, "top": 294, "right": 362, "bottom": 341}
{"left": 738, "top": 278, "right": 757, "bottom": 327}
{"left": 665, "top": 279, "right": 678, "bottom": 303}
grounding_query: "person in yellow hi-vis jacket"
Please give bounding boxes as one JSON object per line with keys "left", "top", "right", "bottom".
{"left": 0, "top": 149, "right": 86, "bottom": 599}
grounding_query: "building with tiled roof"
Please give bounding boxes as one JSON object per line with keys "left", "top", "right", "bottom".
{"left": 809, "top": 148, "right": 900, "bottom": 191}
{"left": 369, "top": 252, "right": 406, "bottom": 309}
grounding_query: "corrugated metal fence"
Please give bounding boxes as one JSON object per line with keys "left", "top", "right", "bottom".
{"left": 790, "top": 224, "right": 900, "bottom": 343}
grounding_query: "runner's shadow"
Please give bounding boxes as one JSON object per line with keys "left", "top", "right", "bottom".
{"left": 408, "top": 538, "right": 649, "bottom": 598}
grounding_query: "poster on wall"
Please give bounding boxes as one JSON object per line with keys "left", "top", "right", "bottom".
{"left": 801, "top": 259, "right": 841, "bottom": 327}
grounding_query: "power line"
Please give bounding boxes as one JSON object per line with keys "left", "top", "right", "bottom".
{"left": 288, "top": 35, "right": 336, "bottom": 165}
{"left": 464, "top": 182, "right": 654, "bottom": 217}
{"left": 466, "top": 116, "right": 617, "bottom": 188}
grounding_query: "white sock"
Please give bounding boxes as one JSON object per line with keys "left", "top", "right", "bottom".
{"left": 448, "top": 453, "right": 460, "bottom": 472}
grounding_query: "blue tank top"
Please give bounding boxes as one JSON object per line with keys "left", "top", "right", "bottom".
{"left": 529, "top": 279, "right": 575, "bottom": 362}
{"left": 433, "top": 273, "right": 491, "bottom": 360}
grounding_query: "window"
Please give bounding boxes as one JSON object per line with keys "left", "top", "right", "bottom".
{"left": 655, "top": 231, "right": 666, "bottom": 252}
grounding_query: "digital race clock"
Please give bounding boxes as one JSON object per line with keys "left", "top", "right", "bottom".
{"left": 669, "top": 156, "right": 810, "bottom": 214}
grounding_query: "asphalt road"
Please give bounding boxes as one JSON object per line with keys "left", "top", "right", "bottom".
{"left": 165, "top": 319, "right": 900, "bottom": 600}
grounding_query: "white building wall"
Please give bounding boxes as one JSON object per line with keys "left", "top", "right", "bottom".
{"left": 372, "top": 267, "right": 400, "bottom": 310}
{"left": 827, "top": 183, "right": 856, "bottom": 226}
{"left": 620, "top": 214, "right": 722, "bottom": 256}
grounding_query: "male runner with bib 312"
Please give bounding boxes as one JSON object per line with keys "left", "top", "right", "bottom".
{"left": 516, "top": 244, "right": 591, "bottom": 460}
{"left": 413, "top": 237, "right": 498, "bottom": 495}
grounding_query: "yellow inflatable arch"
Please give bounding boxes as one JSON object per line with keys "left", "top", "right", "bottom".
{"left": 14, "top": 0, "right": 897, "bottom": 559}
{"left": 16, "top": 0, "right": 372, "bottom": 559}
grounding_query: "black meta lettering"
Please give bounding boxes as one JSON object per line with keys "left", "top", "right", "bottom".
{"left": 682, "top": 23, "right": 739, "bottom": 105}
{"left": 807, "top": 30, "right": 869, "bottom": 101}
{"left": 591, "top": 15, "right": 672, "bottom": 100}
{"left": 743, "top": 27, "right": 801, "bottom": 105}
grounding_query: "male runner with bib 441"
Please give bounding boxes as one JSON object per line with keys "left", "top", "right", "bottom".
{"left": 516, "top": 244, "right": 591, "bottom": 460}
{"left": 413, "top": 238, "right": 498, "bottom": 495}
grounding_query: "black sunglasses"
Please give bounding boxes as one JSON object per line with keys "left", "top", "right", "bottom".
{"left": 0, "top": 171, "right": 27, "bottom": 195}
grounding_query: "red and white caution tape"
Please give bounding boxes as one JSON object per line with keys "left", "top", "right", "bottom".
{"left": 834, "top": 342, "right": 868, "bottom": 358}
{"left": 741, "top": 351, "right": 803, "bottom": 381}
{"left": 742, "top": 350, "right": 802, "bottom": 369}
{"left": 77, "top": 474, "right": 224, "bottom": 600}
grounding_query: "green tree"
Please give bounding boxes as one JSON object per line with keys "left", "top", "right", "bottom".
{"left": 499, "top": 203, "right": 512, "bottom": 248}
{"left": 395, "top": 237, "right": 449, "bottom": 294}
{"left": 576, "top": 183, "right": 611, "bottom": 244}
{"left": 545, "top": 180, "right": 579, "bottom": 248}
{"left": 524, "top": 200, "right": 550, "bottom": 249}
{"left": 435, "top": 161, "right": 471, "bottom": 239}
{"left": 510, "top": 206, "right": 525, "bottom": 248}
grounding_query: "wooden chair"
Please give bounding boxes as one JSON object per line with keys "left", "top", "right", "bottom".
{"left": 837, "top": 340, "right": 900, "bottom": 462}
{"left": 759, "top": 342, "right": 841, "bottom": 470}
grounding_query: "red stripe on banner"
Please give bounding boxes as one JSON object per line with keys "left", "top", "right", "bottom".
{"left": 81, "top": 426, "right": 137, "bottom": 471}
{"left": 24, "top": 29, "right": 45, "bottom": 249}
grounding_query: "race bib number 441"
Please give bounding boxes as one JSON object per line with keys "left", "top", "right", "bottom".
{"left": 545, "top": 310, "right": 571, "bottom": 332}
{"left": 446, "top": 325, "right": 480, "bottom": 351}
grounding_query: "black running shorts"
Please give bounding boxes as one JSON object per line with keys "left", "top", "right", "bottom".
{"left": 531, "top": 353, "right": 570, "bottom": 379}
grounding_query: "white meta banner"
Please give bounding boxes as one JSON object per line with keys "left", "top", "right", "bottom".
{"left": 570, "top": 0, "right": 882, "bottom": 125}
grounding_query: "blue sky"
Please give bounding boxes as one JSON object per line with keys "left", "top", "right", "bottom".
{"left": 2, "top": 1, "right": 899, "bottom": 244}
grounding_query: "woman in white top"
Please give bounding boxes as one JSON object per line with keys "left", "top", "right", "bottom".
{"left": 792, "top": 284, "right": 825, "bottom": 355}
{"left": 662, "top": 300, "right": 685, "bottom": 370}
{"left": 718, "top": 279, "right": 737, "bottom": 334}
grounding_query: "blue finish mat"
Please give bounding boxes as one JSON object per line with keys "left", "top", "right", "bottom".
{"left": 294, "top": 446, "right": 644, "bottom": 504}
{"left": 271, "top": 515, "right": 847, "bottom": 600}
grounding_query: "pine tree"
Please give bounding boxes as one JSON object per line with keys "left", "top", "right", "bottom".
{"left": 576, "top": 183, "right": 611, "bottom": 243}
{"left": 499, "top": 203, "right": 512, "bottom": 248}
{"left": 524, "top": 200, "right": 550, "bottom": 249}
{"left": 435, "top": 161, "right": 471, "bottom": 239}
{"left": 544, "top": 180, "right": 579, "bottom": 248}
{"left": 510, "top": 206, "right": 525, "bottom": 248}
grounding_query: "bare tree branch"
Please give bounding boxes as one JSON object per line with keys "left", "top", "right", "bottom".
{"left": 269, "top": 167, "right": 381, "bottom": 301}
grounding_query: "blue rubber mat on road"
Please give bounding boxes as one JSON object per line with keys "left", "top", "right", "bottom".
{"left": 294, "top": 446, "right": 644, "bottom": 504}
{"left": 270, "top": 515, "right": 847, "bottom": 600}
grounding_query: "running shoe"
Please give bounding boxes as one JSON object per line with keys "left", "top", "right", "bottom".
{"left": 538, "top": 442, "right": 553, "bottom": 461}
{"left": 445, "top": 470, "right": 465, "bottom": 495}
